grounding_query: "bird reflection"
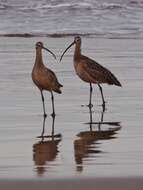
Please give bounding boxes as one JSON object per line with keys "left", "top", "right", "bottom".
{"left": 74, "top": 106, "right": 121, "bottom": 172}
{"left": 33, "top": 116, "right": 62, "bottom": 176}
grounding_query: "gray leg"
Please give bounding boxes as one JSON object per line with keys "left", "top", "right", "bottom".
{"left": 98, "top": 84, "right": 106, "bottom": 110}
{"left": 89, "top": 105, "right": 93, "bottom": 131}
{"left": 40, "top": 90, "right": 47, "bottom": 117}
{"left": 51, "top": 91, "right": 55, "bottom": 117}
{"left": 51, "top": 114, "right": 55, "bottom": 138}
{"left": 89, "top": 83, "right": 93, "bottom": 108}
{"left": 41, "top": 116, "right": 46, "bottom": 141}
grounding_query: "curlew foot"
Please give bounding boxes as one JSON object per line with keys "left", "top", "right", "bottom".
{"left": 43, "top": 113, "right": 47, "bottom": 118}
{"left": 81, "top": 103, "right": 93, "bottom": 108}
{"left": 51, "top": 112, "right": 56, "bottom": 118}
{"left": 88, "top": 103, "right": 93, "bottom": 108}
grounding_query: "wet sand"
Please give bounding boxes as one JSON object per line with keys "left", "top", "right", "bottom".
{"left": 0, "top": 36, "right": 143, "bottom": 188}
{"left": 0, "top": 177, "right": 143, "bottom": 190}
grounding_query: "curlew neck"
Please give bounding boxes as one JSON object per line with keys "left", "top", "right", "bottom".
{"left": 35, "top": 48, "right": 44, "bottom": 68}
{"left": 74, "top": 42, "right": 81, "bottom": 60}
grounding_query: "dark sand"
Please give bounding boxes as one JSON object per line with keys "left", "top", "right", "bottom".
{"left": 0, "top": 177, "right": 143, "bottom": 190}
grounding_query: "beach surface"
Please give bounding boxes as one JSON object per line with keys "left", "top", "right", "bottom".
{"left": 0, "top": 177, "right": 143, "bottom": 190}
{"left": 0, "top": 36, "right": 143, "bottom": 188}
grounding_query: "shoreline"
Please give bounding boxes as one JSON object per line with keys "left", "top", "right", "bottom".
{"left": 0, "top": 33, "right": 142, "bottom": 39}
{"left": 0, "top": 33, "right": 96, "bottom": 38}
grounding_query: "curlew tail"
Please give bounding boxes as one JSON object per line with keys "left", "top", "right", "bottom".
{"left": 54, "top": 84, "right": 63, "bottom": 94}
{"left": 105, "top": 70, "right": 122, "bottom": 87}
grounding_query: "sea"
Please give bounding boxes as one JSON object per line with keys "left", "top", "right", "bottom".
{"left": 0, "top": 0, "right": 143, "bottom": 38}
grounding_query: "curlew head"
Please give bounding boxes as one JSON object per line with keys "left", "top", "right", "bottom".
{"left": 74, "top": 36, "right": 81, "bottom": 44}
{"left": 35, "top": 41, "right": 56, "bottom": 59}
{"left": 35, "top": 41, "right": 44, "bottom": 49}
{"left": 60, "top": 35, "right": 81, "bottom": 62}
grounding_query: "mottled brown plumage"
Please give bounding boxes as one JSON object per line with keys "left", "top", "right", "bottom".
{"left": 75, "top": 54, "right": 121, "bottom": 86}
{"left": 60, "top": 36, "right": 121, "bottom": 108}
{"left": 32, "top": 42, "right": 63, "bottom": 117}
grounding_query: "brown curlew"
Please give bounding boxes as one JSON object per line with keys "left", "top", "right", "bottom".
{"left": 32, "top": 42, "right": 63, "bottom": 117}
{"left": 60, "top": 36, "right": 121, "bottom": 109}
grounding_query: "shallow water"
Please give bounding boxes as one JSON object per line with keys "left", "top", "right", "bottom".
{"left": 0, "top": 36, "right": 143, "bottom": 179}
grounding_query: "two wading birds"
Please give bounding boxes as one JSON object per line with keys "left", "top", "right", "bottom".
{"left": 32, "top": 36, "right": 121, "bottom": 117}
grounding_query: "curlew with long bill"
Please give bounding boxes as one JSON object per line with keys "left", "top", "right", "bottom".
{"left": 32, "top": 42, "right": 63, "bottom": 117}
{"left": 60, "top": 36, "right": 121, "bottom": 109}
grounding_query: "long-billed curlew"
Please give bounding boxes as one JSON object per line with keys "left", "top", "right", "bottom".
{"left": 32, "top": 42, "right": 63, "bottom": 117}
{"left": 60, "top": 36, "right": 121, "bottom": 109}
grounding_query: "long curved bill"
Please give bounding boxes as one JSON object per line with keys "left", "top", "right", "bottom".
{"left": 60, "top": 41, "right": 75, "bottom": 62}
{"left": 43, "top": 47, "right": 56, "bottom": 60}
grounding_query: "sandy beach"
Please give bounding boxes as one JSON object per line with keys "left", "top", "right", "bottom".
{"left": 0, "top": 36, "right": 143, "bottom": 188}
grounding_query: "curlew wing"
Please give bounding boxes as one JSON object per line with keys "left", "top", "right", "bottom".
{"left": 80, "top": 55, "right": 121, "bottom": 86}
{"left": 46, "top": 68, "right": 63, "bottom": 87}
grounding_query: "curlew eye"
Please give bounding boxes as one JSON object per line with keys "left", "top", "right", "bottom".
{"left": 36, "top": 42, "right": 43, "bottom": 48}
{"left": 75, "top": 36, "right": 81, "bottom": 42}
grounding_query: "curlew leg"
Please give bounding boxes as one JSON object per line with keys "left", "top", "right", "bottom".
{"left": 98, "top": 84, "right": 106, "bottom": 110}
{"left": 51, "top": 114, "right": 55, "bottom": 138}
{"left": 51, "top": 91, "right": 55, "bottom": 117}
{"left": 41, "top": 116, "right": 46, "bottom": 141}
{"left": 88, "top": 83, "right": 93, "bottom": 108}
{"left": 40, "top": 90, "right": 47, "bottom": 117}
{"left": 89, "top": 104, "right": 93, "bottom": 131}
